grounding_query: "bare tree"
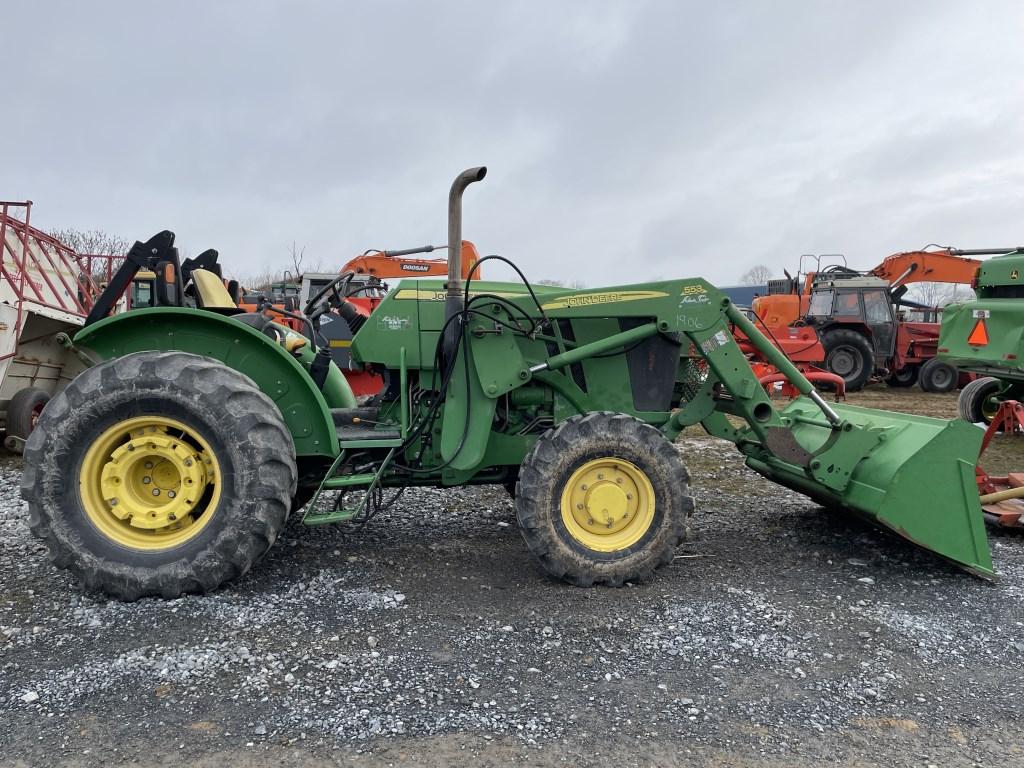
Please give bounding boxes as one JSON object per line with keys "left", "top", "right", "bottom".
{"left": 739, "top": 264, "right": 772, "bottom": 285}
{"left": 48, "top": 227, "right": 131, "bottom": 280}
{"left": 241, "top": 269, "right": 283, "bottom": 293}
{"left": 285, "top": 241, "right": 325, "bottom": 277}
{"left": 49, "top": 227, "right": 130, "bottom": 258}
{"left": 905, "top": 282, "right": 974, "bottom": 308}
{"left": 288, "top": 241, "right": 306, "bottom": 275}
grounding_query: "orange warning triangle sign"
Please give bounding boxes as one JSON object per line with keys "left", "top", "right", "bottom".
{"left": 968, "top": 318, "right": 989, "bottom": 346}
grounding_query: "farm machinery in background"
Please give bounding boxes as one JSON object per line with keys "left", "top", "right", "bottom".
{"left": 248, "top": 243, "right": 483, "bottom": 399}
{"left": 752, "top": 248, "right": 1014, "bottom": 391}
{"left": 0, "top": 201, "right": 121, "bottom": 451}
{"left": 96, "top": 223, "right": 486, "bottom": 401}
{"left": 22, "top": 167, "right": 1005, "bottom": 601}
{"left": 939, "top": 248, "right": 1024, "bottom": 528}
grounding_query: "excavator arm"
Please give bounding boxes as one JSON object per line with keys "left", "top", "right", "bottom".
{"left": 868, "top": 248, "right": 999, "bottom": 290}
{"left": 341, "top": 240, "right": 481, "bottom": 281}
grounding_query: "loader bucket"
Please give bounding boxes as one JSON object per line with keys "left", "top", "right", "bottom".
{"left": 745, "top": 399, "right": 994, "bottom": 577}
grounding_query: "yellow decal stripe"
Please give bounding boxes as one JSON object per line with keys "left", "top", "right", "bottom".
{"left": 392, "top": 289, "right": 530, "bottom": 301}
{"left": 540, "top": 290, "right": 669, "bottom": 311}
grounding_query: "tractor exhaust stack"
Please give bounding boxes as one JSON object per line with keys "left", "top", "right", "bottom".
{"left": 444, "top": 167, "right": 487, "bottom": 342}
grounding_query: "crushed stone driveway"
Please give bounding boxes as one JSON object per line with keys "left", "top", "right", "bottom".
{"left": 1, "top": 388, "right": 1022, "bottom": 767}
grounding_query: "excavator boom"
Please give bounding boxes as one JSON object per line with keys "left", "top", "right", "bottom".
{"left": 342, "top": 240, "right": 481, "bottom": 281}
{"left": 868, "top": 248, "right": 989, "bottom": 290}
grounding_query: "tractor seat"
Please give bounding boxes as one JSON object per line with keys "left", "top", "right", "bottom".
{"left": 191, "top": 268, "right": 237, "bottom": 309}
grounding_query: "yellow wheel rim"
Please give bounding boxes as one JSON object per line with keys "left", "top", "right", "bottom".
{"left": 559, "top": 457, "right": 656, "bottom": 552}
{"left": 982, "top": 396, "right": 1000, "bottom": 422}
{"left": 79, "top": 416, "right": 221, "bottom": 551}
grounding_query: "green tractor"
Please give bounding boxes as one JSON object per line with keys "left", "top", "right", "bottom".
{"left": 939, "top": 249, "right": 1024, "bottom": 424}
{"left": 23, "top": 168, "right": 997, "bottom": 600}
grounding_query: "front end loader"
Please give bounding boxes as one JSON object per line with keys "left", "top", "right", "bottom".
{"left": 22, "top": 168, "right": 995, "bottom": 600}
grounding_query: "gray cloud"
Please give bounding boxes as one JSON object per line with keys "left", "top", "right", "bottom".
{"left": 3, "top": 1, "right": 1023, "bottom": 286}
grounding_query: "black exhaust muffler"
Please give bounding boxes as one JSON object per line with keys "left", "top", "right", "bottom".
{"left": 442, "top": 166, "right": 487, "bottom": 361}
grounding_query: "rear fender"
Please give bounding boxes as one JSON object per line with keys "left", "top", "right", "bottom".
{"left": 74, "top": 307, "right": 338, "bottom": 458}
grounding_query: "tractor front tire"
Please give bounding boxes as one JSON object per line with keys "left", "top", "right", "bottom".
{"left": 22, "top": 351, "right": 297, "bottom": 600}
{"left": 6, "top": 386, "right": 50, "bottom": 441}
{"left": 821, "top": 329, "right": 874, "bottom": 392}
{"left": 957, "top": 376, "right": 1001, "bottom": 424}
{"left": 918, "top": 358, "right": 958, "bottom": 393}
{"left": 515, "top": 412, "right": 692, "bottom": 587}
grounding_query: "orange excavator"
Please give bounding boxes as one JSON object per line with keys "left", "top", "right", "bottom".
{"left": 341, "top": 242, "right": 479, "bottom": 280}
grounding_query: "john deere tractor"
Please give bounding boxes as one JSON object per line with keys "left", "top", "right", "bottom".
{"left": 23, "top": 168, "right": 996, "bottom": 600}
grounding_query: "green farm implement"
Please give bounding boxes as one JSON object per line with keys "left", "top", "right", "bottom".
{"left": 22, "top": 168, "right": 996, "bottom": 599}
{"left": 939, "top": 248, "right": 1024, "bottom": 528}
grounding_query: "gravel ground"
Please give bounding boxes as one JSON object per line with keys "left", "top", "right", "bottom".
{"left": 1, "top": 387, "right": 1022, "bottom": 767}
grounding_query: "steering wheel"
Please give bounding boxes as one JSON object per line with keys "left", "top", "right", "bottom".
{"left": 303, "top": 271, "right": 356, "bottom": 317}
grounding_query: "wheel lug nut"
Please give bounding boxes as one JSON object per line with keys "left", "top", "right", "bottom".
{"left": 168, "top": 513, "right": 177, "bottom": 521}
{"left": 109, "top": 498, "right": 118, "bottom": 506}
{"left": 597, "top": 474, "right": 604, "bottom": 480}
{"left": 616, "top": 477, "right": 623, "bottom": 484}
{"left": 152, "top": 489, "right": 160, "bottom": 496}
{"left": 587, "top": 518, "right": 594, "bottom": 525}
{"left": 143, "top": 476, "right": 151, "bottom": 484}
{"left": 184, "top": 459, "right": 193, "bottom": 467}
{"left": 144, "top": 462, "right": 153, "bottom": 469}
{"left": 168, "top": 490, "right": 176, "bottom": 499}
{"left": 581, "top": 484, "right": 588, "bottom": 491}
{"left": 626, "top": 494, "right": 633, "bottom": 500}
{"left": 576, "top": 503, "right": 584, "bottom": 510}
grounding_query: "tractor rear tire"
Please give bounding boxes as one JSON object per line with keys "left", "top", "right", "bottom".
{"left": 21, "top": 351, "right": 297, "bottom": 601}
{"left": 6, "top": 386, "right": 50, "bottom": 441}
{"left": 957, "top": 376, "right": 1001, "bottom": 424}
{"left": 820, "top": 329, "right": 874, "bottom": 392}
{"left": 886, "top": 366, "right": 918, "bottom": 388}
{"left": 918, "top": 358, "right": 958, "bottom": 394}
{"left": 515, "top": 412, "right": 692, "bottom": 587}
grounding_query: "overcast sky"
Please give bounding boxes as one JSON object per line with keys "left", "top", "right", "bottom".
{"left": 4, "top": 1, "right": 1024, "bottom": 287}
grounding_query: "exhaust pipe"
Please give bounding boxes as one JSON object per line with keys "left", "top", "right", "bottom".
{"left": 443, "top": 166, "right": 487, "bottom": 355}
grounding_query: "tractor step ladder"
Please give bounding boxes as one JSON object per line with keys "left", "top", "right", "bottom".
{"left": 302, "top": 407, "right": 404, "bottom": 526}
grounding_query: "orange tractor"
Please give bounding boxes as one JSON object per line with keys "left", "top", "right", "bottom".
{"left": 752, "top": 248, "right": 1008, "bottom": 391}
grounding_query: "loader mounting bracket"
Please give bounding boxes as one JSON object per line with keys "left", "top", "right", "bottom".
{"left": 763, "top": 427, "right": 814, "bottom": 466}
{"left": 806, "top": 424, "right": 886, "bottom": 493}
